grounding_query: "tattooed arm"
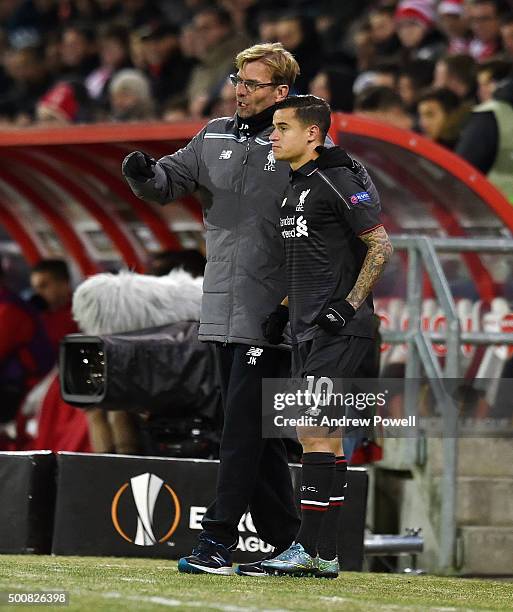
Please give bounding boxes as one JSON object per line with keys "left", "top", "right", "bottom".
{"left": 346, "top": 226, "right": 393, "bottom": 310}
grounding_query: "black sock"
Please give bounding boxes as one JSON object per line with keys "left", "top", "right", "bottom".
{"left": 317, "top": 455, "right": 347, "bottom": 560}
{"left": 295, "top": 452, "right": 335, "bottom": 557}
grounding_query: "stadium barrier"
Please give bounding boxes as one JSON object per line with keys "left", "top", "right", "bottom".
{"left": 0, "top": 451, "right": 368, "bottom": 569}
{"left": 0, "top": 451, "right": 55, "bottom": 554}
{"left": 377, "top": 235, "right": 513, "bottom": 573}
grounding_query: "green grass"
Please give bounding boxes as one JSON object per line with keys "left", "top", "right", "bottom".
{"left": 0, "top": 556, "right": 511, "bottom": 612}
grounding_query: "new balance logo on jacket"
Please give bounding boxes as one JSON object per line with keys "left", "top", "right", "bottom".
{"left": 246, "top": 346, "right": 264, "bottom": 365}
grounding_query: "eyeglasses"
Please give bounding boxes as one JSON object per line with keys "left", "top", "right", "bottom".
{"left": 229, "top": 74, "right": 278, "bottom": 93}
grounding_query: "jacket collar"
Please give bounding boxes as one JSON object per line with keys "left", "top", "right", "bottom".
{"left": 291, "top": 158, "right": 318, "bottom": 178}
{"left": 236, "top": 104, "right": 277, "bottom": 137}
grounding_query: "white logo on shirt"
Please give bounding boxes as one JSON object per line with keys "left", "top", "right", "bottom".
{"left": 281, "top": 197, "right": 288, "bottom": 208}
{"left": 298, "top": 189, "right": 310, "bottom": 207}
{"left": 219, "top": 150, "right": 233, "bottom": 159}
{"left": 264, "top": 150, "right": 276, "bottom": 172}
{"left": 296, "top": 215, "right": 309, "bottom": 237}
{"left": 246, "top": 346, "right": 264, "bottom": 365}
{"left": 296, "top": 188, "right": 310, "bottom": 210}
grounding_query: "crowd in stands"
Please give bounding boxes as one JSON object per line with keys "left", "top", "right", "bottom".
{"left": 0, "top": 2, "right": 511, "bottom": 147}
{"left": 1, "top": 0, "right": 513, "bottom": 195}
{"left": 2, "top": 0, "right": 513, "bottom": 195}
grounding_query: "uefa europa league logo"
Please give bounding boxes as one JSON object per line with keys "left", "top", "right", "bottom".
{"left": 111, "top": 472, "right": 180, "bottom": 545}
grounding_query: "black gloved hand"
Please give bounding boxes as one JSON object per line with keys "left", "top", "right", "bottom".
{"left": 314, "top": 301, "right": 356, "bottom": 334}
{"left": 262, "top": 304, "right": 289, "bottom": 345}
{"left": 122, "top": 150, "right": 156, "bottom": 181}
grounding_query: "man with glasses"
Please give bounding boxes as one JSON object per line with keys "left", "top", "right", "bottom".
{"left": 123, "top": 43, "right": 301, "bottom": 576}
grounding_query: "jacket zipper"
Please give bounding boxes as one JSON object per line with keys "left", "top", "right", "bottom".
{"left": 225, "top": 136, "right": 251, "bottom": 342}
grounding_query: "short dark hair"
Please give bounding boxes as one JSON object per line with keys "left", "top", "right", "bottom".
{"left": 399, "top": 60, "right": 435, "bottom": 88}
{"left": 275, "top": 95, "right": 331, "bottom": 139}
{"left": 354, "top": 86, "right": 404, "bottom": 112}
{"left": 442, "top": 54, "right": 477, "bottom": 90}
{"left": 62, "top": 23, "right": 96, "bottom": 44}
{"left": 471, "top": 0, "right": 510, "bottom": 15}
{"left": 373, "top": 61, "right": 400, "bottom": 78}
{"left": 417, "top": 87, "right": 461, "bottom": 113}
{"left": 477, "top": 57, "right": 513, "bottom": 81}
{"left": 31, "top": 259, "right": 70, "bottom": 282}
{"left": 197, "top": 6, "right": 232, "bottom": 27}
{"left": 370, "top": 5, "right": 395, "bottom": 18}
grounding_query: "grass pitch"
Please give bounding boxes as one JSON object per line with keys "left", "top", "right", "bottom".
{"left": 0, "top": 555, "right": 511, "bottom": 612}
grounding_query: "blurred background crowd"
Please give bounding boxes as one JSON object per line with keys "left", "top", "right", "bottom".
{"left": 1, "top": 0, "right": 513, "bottom": 164}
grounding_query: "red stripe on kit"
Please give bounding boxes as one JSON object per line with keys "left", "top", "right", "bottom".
{"left": 301, "top": 504, "right": 328, "bottom": 512}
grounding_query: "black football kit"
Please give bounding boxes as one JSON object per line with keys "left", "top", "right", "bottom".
{"left": 279, "top": 146, "right": 383, "bottom": 378}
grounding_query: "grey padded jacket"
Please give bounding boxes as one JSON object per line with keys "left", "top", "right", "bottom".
{"left": 123, "top": 115, "right": 291, "bottom": 346}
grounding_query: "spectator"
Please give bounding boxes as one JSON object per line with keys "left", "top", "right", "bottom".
{"left": 208, "top": 75, "right": 237, "bottom": 117}
{"left": 59, "top": 24, "right": 99, "bottom": 80}
{"left": 437, "top": 0, "right": 470, "bottom": 54}
{"left": 353, "top": 23, "right": 377, "bottom": 72}
{"left": 30, "top": 259, "right": 79, "bottom": 352}
{"left": 186, "top": 6, "right": 251, "bottom": 117}
{"left": 44, "top": 31, "right": 64, "bottom": 80}
{"left": 120, "top": 0, "right": 164, "bottom": 29}
{"left": 162, "top": 99, "right": 189, "bottom": 122}
{"left": 85, "top": 24, "right": 132, "bottom": 103}
{"left": 433, "top": 54, "right": 477, "bottom": 102}
{"left": 36, "top": 80, "right": 95, "bottom": 124}
{"left": 398, "top": 59, "right": 435, "bottom": 112}
{"left": 500, "top": 12, "right": 513, "bottom": 58}
{"left": 467, "top": 0, "right": 503, "bottom": 61}
{"left": 257, "top": 11, "right": 278, "bottom": 43}
{"left": 3, "top": 0, "right": 58, "bottom": 40}
{"left": 476, "top": 58, "right": 512, "bottom": 101}
{"left": 138, "top": 22, "right": 194, "bottom": 111}
{"left": 95, "top": 0, "right": 123, "bottom": 25}
{"left": 0, "top": 262, "right": 53, "bottom": 426}
{"left": 108, "top": 68, "right": 155, "bottom": 121}
{"left": 220, "top": 0, "right": 267, "bottom": 39}
{"left": 417, "top": 87, "right": 465, "bottom": 148}
{"left": 58, "top": 0, "right": 100, "bottom": 26}
{"left": 394, "top": 0, "right": 447, "bottom": 63}
{"left": 373, "top": 61, "right": 400, "bottom": 88}
{"left": 274, "top": 14, "right": 322, "bottom": 93}
{"left": 179, "top": 20, "right": 200, "bottom": 63}
{"left": 369, "top": 5, "right": 402, "bottom": 61}
{"left": 0, "top": 45, "right": 52, "bottom": 124}
{"left": 352, "top": 62, "right": 400, "bottom": 100}
{"left": 456, "top": 72, "right": 513, "bottom": 202}
{"left": 309, "top": 66, "right": 355, "bottom": 112}
{"left": 354, "top": 85, "right": 413, "bottom": 130}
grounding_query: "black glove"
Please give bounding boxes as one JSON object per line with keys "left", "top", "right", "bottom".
{"left": 122, "top": 150, "right": 156, "bottom": 181}
{"left": 314, "top": 301, "right": 356, "bottom": 334}
{"left": 262, "top": 304, "right": 289, "bottom": 345}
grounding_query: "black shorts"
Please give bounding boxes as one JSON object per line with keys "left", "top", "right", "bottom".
{"left": 292, "top": 334, "right": 375, "bottom": 433}
{"left": 292, "top": 333, "right": 374, "bottom": 379}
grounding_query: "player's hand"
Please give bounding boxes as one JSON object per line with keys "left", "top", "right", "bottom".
{"left": 262, "top": 304, "right": 289, "bottom": 345}
{"left": 122, "top": 151, "right": 156, "bottom": 181}
{"left": 314, "top": 301, "right": 355, "bottom": 334}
